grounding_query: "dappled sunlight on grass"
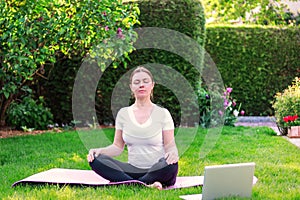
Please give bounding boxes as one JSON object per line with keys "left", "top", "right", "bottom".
{"left": 55, "top": 153, "right": 84, "bottom": 165}
{"left": 69, "top": 153, "right": 84, "bottom": 163}
{"left": 280, "top": 163, "right": 300, "bottom": 172}
{"left": 1, "top": 127, "right": 299, "bottom": 199}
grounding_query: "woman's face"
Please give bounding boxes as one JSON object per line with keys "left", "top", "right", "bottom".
{"left": 130, "top": 71, "right": 154, "bottom": 99}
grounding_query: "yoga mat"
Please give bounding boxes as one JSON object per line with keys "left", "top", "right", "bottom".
{"left": 12, "top": 168, "right": 204, "bottom": 190}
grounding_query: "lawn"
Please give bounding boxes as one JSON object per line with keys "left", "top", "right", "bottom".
{"left": 0, "top": 126, "right": 299, "bottom": 199}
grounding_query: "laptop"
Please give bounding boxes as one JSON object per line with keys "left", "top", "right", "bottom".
{"left": 179, "top": 162, "right": 256, "bottom": 200}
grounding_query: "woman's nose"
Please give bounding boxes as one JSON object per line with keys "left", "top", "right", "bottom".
{"left": 139, "top": 82, "right": 145, "bottom": 87}
{"left": 139, "top": 84, "right": 145, "bottom": 88}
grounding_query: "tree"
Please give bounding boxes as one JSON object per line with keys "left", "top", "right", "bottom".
{"left": 0, "top": 0, "right": 139, "bottom": 127}
{"left": 202, "top": 0, "right": 298, "bottom": 25}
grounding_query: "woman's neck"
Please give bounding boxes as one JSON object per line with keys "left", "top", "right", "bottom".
{"left": 133, "top": 99, "right": 153, "bottom": 109}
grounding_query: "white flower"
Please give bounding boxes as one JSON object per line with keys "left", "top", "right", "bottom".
{"left": 233, "top": 109, "right": 239, "bottom": 117}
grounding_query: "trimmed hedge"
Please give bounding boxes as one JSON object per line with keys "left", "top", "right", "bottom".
{"left": 205, "top": 25, "right": 300, "bottom": 116}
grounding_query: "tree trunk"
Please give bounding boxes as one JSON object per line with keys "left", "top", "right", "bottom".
{"left": 0, "top": 95, "right": 14, "bottom": 127}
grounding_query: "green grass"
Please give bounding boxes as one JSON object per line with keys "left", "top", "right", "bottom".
{"left": 0, "top": 126, "right": 299, "bottom": 199}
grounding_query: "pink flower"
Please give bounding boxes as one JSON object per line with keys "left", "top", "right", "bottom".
{"left": 117, "top": 28, "right": 125, "bottom": 39}
{"left": 232, "top": 101, "right": 236, "bottom": 107}
{"left": 226, "top": 87, "right": 233, "bottom": 94}
{"left": 218, "top": 110, "right": 223, "bottom": 116}
{"left": 117, "top": 28, "right": 122, "bottom": 34}
{"left": 105, "top": 26, "right": 109, "bottom": 31}
{"left": 224, "top": 99, "right": 229, "bottom": 107}
{"left": 117, "top": 32, "right": 125, "bottom": 39}
{"left": 240, "top": 110, "right": 245, "bottom": 116}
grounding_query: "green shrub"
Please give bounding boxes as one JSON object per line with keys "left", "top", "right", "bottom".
{"left": 7, "top": 96, "right": 53, "bottom": 130}
{"left": 205, "top": 25, "right": 300, "bottom": 116}
{"left": 272, "top": 77, "right": 300, "bottom": 135}
{"left": 0, "top": 0, "right": 139, "bottom": 127}
{"left": 197, "top": 87, "right": 244, "bottom": 128}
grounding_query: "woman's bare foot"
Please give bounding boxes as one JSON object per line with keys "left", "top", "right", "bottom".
{"left": 147, "top": 181, "right": 163, "bottom": 190}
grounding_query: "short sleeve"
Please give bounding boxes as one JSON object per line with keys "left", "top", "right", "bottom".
{"left": 115, "top": 108, "right": 125, "bottom": 130}
{"left": 162, "top": 108, "right": 174, "bottom": 130}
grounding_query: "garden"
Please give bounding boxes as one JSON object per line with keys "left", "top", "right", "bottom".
{"left": 1, "top": 0, "right": 300, "bottom": 199}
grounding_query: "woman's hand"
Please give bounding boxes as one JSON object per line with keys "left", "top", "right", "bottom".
{"left": 87, "top": 148, "right": 102, "bottom": 162}
{"left": 164, "top": 150, "right": 179, "bottom": 165}
{"left": 163, "top": 129, "right": 179, "bottom": 165}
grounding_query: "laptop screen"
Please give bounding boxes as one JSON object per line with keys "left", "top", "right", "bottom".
{"left": 180, "top": 162, "right": 256, "bottom": 200}
{"left": 202, "top": 162, "right": 255, "bottom": 200}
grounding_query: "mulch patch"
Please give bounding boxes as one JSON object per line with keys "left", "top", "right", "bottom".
{"left": 0, "top": 125, "right": 115, "bottom": 139}
{"left": 0, "top": 127, "right": 49, "bottom": 139}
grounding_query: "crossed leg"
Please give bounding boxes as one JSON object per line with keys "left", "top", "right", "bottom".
{"left": 89, "top": 155, "right": 178, "bottom": 188}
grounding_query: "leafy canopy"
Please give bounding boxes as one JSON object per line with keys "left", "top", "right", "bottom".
{"left": 0, "top": 0, "right": 139, "bottom": 126}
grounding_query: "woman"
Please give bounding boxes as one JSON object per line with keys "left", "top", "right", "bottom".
{"left": 87, "top": 66, "right": 179, "bottom": 190}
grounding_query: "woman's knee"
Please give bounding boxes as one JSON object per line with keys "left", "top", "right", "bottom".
{"left": 158, "top": 157, "right": 178, "bottom": 168}
{"left": 150, "top": 158, "right": 178, "bottom": 175}
{"left": 89, "top": 154, "right": 108, "bottom": 167}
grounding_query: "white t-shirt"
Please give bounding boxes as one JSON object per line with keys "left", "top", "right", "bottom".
{"left": 115, "top": 104, "right": 174, "bottom": 169}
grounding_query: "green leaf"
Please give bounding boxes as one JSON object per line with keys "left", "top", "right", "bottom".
{"left": 4, "top": 91, "right": 10, "bottom": 99}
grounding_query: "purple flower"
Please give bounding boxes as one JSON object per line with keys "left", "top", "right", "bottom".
{"left": 226, "top": 87, "right": 233, "bottom": 94}
{"left": 205, "top": 94, "right": 210, "bottom": 99}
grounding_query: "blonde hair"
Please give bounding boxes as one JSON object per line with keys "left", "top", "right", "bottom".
{"left": 129, "top": 66, "right": 154, "bottom": 84}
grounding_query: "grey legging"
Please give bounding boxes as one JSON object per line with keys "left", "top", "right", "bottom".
{"left": 89, "top": 154, "right": 178, "bottom": 187}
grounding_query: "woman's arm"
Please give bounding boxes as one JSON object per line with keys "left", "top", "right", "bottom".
{"left": 87, "top": 129, "right": 125, "bottom": 162}
{"left": 163, "top": 129, "right": 179, "bottom": 165}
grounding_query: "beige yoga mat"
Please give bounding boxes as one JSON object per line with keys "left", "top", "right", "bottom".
{"left": 12, "top": 168, "right": 204, "bottom": 190}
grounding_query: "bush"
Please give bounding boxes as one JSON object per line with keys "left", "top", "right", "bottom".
{"left": 0, "top": 0, "right": 139, "bottom": 127}
{"left": 197, "top": 87, "right": 244, "bottom": 128}
{"left": 205, "top": 25, "right": 300, "bottom": 116}
{"left": 272, "top": 77, "right": 300, "bottom": 135}
{"left": 7, "top": 96, "right": 53, "bottom": 130}
{"left": 95, "top": 0, "right": 206, "bottom": 127}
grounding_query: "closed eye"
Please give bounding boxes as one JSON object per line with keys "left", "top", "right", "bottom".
{"left": 133, "top": 78, "right": 151, "bottom": 85}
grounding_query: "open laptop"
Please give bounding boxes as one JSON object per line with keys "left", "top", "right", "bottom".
{"left": 180, "top": 162, "right": 256, "bottom": 200}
